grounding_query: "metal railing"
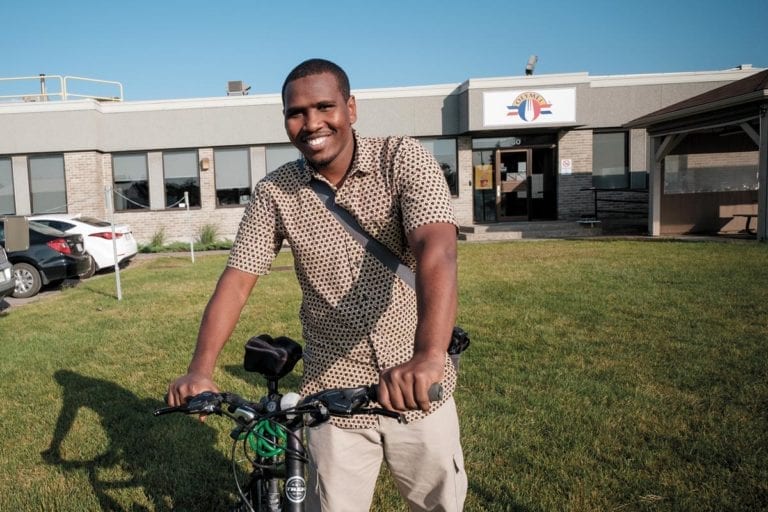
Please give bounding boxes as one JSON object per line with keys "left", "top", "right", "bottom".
{"left": 0, "top": 74, "right": 123, "bottom": 103}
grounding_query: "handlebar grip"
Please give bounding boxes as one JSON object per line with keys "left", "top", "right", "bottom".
{"left": 427, "top": 382, "right": 444, "bottom": 402}
{"left": 154, "top": 405, "right": 180, "bottom": 416}
{"left": 370, "top": 382, "right": 444, "bottom": 402}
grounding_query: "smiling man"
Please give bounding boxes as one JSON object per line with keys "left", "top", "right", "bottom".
{"left": 168, "top": 58, "right": 466, "bottom": 511}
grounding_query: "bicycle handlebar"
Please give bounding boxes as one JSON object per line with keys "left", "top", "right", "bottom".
{"left": 153, "top": 383, "right": 443, "bottom": 424}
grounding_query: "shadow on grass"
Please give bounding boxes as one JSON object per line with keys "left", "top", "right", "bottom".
{"left": 42, "top": 370, "right": 236, "bottom": 511}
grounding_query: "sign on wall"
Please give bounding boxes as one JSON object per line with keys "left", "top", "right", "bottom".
{"left": 560, "top": 158, "right": 573, "bottom": 175}
{"left": 474, "top": 164, "right": 493, "bottom": 190}
{"left": 483, "top": 88, "right": 576, "bottom": 127}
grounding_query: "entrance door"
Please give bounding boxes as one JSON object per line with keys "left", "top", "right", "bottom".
{"left": 494, "top": 147, "right": 558, "bottom": 221}
{"left": 495, "top": 149, "right": 531, "bottom": 221}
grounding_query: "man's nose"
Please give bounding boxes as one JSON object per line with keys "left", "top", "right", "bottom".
{"left": 304, "top": 109, "right": 323, "bottom": 131}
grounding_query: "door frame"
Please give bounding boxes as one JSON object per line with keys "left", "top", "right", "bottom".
{"left": 495, "top": 148, "right": 532, "bottom": 221}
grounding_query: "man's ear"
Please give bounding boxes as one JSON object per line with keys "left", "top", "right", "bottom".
{"left": 347, "top": 95, "right": 357, "bottom": 124}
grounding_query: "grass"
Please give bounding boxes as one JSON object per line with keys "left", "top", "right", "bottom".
{"left": 1, "top": 240, "right": 766, "bottom": 511}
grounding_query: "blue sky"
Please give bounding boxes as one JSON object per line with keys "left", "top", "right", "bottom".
{"left": 4, "top": 0, "right": 767, "bottom": 101}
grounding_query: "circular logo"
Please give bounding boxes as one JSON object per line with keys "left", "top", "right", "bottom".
{"left": 508, "top": 92, "right": 552, "bottom": 122}
{"left": 285, "top": 476, "right": 306, "bottom": 503}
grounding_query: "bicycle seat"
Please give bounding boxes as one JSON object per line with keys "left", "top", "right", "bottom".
{"left": 243, "top": 334, "right": 303, "bottom": 378}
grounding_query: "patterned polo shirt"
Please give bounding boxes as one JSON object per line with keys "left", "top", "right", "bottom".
{"left": 227, "top": 131, "right": 458, "bottom": 428}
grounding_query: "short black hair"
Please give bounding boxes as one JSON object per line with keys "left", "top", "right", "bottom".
{"left": 281, "top": 58, "right": 351, "bottom": 104}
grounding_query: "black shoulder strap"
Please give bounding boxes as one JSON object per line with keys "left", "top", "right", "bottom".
{"left": 309, "top": 179, "right": 416, "bottom": 289}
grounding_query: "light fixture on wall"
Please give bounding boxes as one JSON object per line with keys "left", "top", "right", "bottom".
{"left": 200, "top": 157, "right": 211, "bottom": 171}
{"left": 525, "top": 55, "right": 538, "bottom": 76}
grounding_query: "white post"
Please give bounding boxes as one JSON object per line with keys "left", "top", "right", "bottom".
{"left": 104, "top": 186, "right": 123, "bottom": 300}
{"left": 185, "top": 191, "right": 195, "bottom": 263}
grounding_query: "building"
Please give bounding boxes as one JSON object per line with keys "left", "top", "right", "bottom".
{"left": 627, "top": 69, "right": 767, "bottom": 240}
{"left": 0, "top": 66, "right": 763, "bottom": 244}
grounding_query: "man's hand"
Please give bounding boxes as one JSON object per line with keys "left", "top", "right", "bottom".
{"left": 377, "top": 351, "right": 446, "bottom": 412}
{"left": 166, "top": 372, "right": 219, "bottom": 421}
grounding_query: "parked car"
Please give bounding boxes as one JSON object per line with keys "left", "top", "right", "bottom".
{"left": 0, "top": 221, "right": 90, "bottom": 298}
{"left": 0, "top": 246, "right": 14, "bottom": 300}
{"left": 29, "top": 214, "right": 138, "bottom": 278}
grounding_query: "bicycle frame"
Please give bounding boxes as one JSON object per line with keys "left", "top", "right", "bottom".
{"left": 243, "top": 378, "right": 307, "bottom": 512}
{"left": 156, "top": 334, "right": 436, "bottom": 511}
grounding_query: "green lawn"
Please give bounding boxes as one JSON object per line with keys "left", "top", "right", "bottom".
{"left": 1, "top": 240, "right": 766, "bottom": 511}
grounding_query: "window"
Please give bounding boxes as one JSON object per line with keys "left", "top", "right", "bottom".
{"left": 163, "top": 150, "right": 200, "bottom": 208}
{"left": 266, "top": 144, "right": 301, "bottom": 173}
{"left": 214, "top": 147, "right": 251, "bottom": 206}
{"left": 418, "top": 138, "right": 458, "bottom": 196}
{"left": 664, "top": 153, "right": 758, "bottom": 194}
{"left": 0, "top": 157, "right": 13, "bottom": 215}
{"left": 113, "top": 153, "right": 149, "bottom": 210}
{"left": 592, "top": 131, "right": 629, "bottom": 189}
{"left": 29, "top": 154, "right": 66, "bottom": 213}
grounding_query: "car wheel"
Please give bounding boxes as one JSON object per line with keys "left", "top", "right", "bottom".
{"left": 12, "top": 262, "right": 42, "bottom": 299}
{"left": 79, "top": 254, "right": 97, "bottom": 279}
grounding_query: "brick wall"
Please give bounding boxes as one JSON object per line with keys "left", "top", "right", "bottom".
{"left": 557, "top": 130, "right": 595, "bottom": 219}
{"left": 64, "top": 152, "right": 107, "bottom": 217}
{"left": 62, "top": 149, "right": 246, "bottom": 245}
{"left": 454, "top": 136, "right": 473, "bottom": 225}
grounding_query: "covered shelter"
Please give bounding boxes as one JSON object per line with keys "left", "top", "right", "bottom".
{"left": 626, "top": 69, "right": 768, "bottom": 241}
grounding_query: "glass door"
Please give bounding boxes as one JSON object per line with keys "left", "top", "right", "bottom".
{"left": 496, "top": 149, "right": 531, "bottom": 221}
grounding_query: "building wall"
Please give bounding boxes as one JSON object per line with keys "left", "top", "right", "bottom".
{"left": 1, "top": 67, "right": 762, "bottom": 241}
{"left": 557, "top": 129, "right": 594, "bottom": 219}
{"left": 64, "top": 152, "right": 107, "bottom": 217}
{"left": 105, "top": 146, "right": 248, "bottom": 243}
{"left": 454, "top": 136, "right": 473, "bottom": 223}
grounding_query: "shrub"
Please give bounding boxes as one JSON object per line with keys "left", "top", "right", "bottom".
{"left": 197, "top": 223, "right": 219, "bottom": 247}
{"left": 150, "top": 227, "right": 166, "bottom": 248}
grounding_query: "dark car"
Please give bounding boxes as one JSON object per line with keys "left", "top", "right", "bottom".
{"left": 0, "top": 246, "right": 13, "bottom": 299}
{"left": 0, "top": 221, "right": 90, "bottom": 298}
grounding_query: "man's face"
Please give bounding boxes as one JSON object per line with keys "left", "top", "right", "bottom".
{"left": 283, "top": 72, "right": 357, "bottom": 175}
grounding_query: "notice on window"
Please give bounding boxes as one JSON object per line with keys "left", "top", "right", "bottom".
{"left": 474, "top": 164, "right": 493, "bottom": 190}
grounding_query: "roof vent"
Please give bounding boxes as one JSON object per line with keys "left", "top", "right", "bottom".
{"left": 227, "top": 80, "right": 251, "bottom": 96}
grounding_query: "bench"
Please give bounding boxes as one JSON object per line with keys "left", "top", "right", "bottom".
{"left": 733, "top": 214, "right": 757, "bottom": 234}
{"left": 577, "top": 218, "right": 602, "bottom": 228}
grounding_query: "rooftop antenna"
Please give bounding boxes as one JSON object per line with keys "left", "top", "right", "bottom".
{"left": 525, "top": 55, "right": 538, "bottom": 76}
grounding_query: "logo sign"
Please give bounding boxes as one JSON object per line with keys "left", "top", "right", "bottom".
{"left": 483, "top": 88, "right": 576, "bottom": 127}
{"left": 285, "top": 476, "right": 306, "bottom": 503}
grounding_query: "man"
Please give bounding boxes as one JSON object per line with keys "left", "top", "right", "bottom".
{"left": 167, "top": 58, "right": 466, "bottom": 511}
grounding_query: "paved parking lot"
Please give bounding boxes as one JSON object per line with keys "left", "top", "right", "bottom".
{"left": 0, "top": 278, "right": 82, "bottom": 311}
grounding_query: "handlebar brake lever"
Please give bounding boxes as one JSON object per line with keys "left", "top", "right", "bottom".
{"left": 154, "top": 391, "right": 224, "bottom": 417}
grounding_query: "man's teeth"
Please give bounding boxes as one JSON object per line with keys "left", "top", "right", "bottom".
{"left": 307, "top": 136, "right": 327, "bottom": 147}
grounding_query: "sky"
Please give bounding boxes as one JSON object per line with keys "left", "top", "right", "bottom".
{"left": 3, "top": 0, "right": 767, "bottom": 102}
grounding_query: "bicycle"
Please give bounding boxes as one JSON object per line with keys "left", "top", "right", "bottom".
{"left": 154, "top": 334, "right": 443, "bottom": 512}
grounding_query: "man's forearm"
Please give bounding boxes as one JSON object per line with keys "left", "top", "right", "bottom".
{"left": 188, "top": 267, "right": 259, "bottom": 377}
{"left": 410, "top": 224, "right": 458, "bottom": 357}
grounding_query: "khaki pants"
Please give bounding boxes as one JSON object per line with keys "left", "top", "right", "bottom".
{"left": 305, "top": 397, "right": 467, "bottom": 512}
